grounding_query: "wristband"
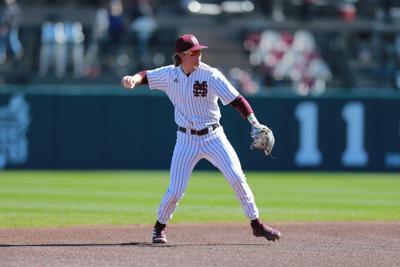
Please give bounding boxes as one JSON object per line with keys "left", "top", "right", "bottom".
{"left": 247, "top": 113, "right": 260, "bottom": 126}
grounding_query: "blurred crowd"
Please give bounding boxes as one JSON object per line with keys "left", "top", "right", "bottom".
{"left": 1, "top": 0, "right": 160, "bottom": 80}
{"left": 243, "top": 29, "right": 332, "bottom": 95}
{"left": 1, "top": 0, "right": 400, "bottom": 95}
{"left": 38, "top": 0, "right": 159, "bottom": 79}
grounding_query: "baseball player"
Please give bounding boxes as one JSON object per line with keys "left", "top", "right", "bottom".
{"left": 121, "top": 34, "right": 281, "bottom": 244}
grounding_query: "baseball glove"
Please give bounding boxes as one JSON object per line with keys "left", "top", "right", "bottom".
{"left": 250, "top": 124, "right": 275, "bottom": 156}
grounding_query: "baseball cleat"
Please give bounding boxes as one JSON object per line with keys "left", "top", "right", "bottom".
{"left": 152, "top": 221, "right": 167, "bottom": 244}
{"left": 251, "top": 219, "right": 281, "bottom": 241}
{"left": 152, "top": 229, "right": 167, "bottom": 244}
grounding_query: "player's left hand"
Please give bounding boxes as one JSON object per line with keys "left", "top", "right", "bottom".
{"left": 250, "top": 124, "right": 275, "bottom": 156}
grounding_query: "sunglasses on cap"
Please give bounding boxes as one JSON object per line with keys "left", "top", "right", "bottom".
{"left": 181, "top": 50, "right": 202, "bottom": 57}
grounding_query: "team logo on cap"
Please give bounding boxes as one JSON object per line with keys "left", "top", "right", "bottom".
{"left": 191, "top": 36, "right": 199, "bottom": 45}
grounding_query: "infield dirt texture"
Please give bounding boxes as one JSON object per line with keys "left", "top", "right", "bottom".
{"left": 1, "top": 222, "right": 399, "bottom": 267}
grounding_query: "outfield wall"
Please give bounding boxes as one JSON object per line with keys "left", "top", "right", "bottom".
{"left": 0, "top": 85, "right": 399, "bottom": 171}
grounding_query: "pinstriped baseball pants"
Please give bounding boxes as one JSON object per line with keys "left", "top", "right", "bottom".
{"left": 157, "top": 126, "right": 259, "bottom": 224}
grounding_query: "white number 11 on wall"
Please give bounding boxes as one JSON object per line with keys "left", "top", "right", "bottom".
{"left": 295, "top": 101, "right": 368, "bottom": 167}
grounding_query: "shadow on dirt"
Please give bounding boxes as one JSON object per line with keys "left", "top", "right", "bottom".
{"left": 0, "top": 242, "right": 268, "bottom": 248}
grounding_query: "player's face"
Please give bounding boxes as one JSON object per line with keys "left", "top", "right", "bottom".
{"left": 181, "top": 50, "right": 202, "bottom": 66}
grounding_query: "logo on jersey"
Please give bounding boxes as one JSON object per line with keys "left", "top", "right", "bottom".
{"left": 174, "top": 78, "right": 178, "bottom": 83}
{"left": 193, "top": 81, "right": 208, "bottom": 97}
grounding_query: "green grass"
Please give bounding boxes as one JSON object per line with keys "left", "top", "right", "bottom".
{"left": 0, "top": 171, "right": 399, "bottom": 227}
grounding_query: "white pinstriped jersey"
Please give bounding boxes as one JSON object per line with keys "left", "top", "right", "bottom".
{"left": 147, "top": 62, "right": 239, "bottom": 130}
{"left": 146, "top": 62, "right": 260, "bottom": 225}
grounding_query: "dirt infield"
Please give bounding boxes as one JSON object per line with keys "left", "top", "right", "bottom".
{"left": 1, "top": 222, "right": 399, "bottom": 267}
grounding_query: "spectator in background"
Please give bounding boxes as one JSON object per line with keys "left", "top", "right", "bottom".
{"left": 104, "top": 0, "right": 125, "bottom": 68}
{"left": 108, "top": 0, "right": 124, "bottom": 43}
{"left": 245, "top": 30, "right": 292, "bottom": 88}
{"left": 85, "top": 1, "right": 109, "bottom": 78}
{"left": 127, "top": 0, "right": 158, "bottom": 68}
{"left": 271, "top": 0, "right": 285, "bottom": 22}
{"left": 274, "top": 30, "right": 332, "bottom": 95}
{"left": 0, "top": 0, "right": 23, "bottom": 64}
{"left": 39, "top": 16, "right": 67, "bottom": 77}
{"left": 64, "top": 21, "right": 85, "bottom": 78}
{"left": 337, "top": 0, "right": 357, "bottom": 22}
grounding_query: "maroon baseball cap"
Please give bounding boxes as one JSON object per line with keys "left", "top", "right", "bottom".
{"left": 176, "top": 34, "right": 208, "bottom": 53}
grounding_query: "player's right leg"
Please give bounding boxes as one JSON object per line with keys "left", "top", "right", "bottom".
{"left": 153, "top": 133, "right": 201, "bottom": 243}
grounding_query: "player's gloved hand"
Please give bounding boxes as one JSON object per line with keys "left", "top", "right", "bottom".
{"left": 250, "top": 124, "right": 275, "bottom": 156}
{"left": 121, "top": 75, "right": 137, "bottom": 89}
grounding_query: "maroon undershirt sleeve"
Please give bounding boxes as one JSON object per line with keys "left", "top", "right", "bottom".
{"left": 229, "top": 95, "right": 254, "bottom": 120}
{"left": 138, "top": 70, "right": 148, "bottom": 85}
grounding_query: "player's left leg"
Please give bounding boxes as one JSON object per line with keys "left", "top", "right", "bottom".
{"left": 203, "top": 128, "right": 281, "bottom": 241}
{"left": 202, "top": 129, "right": 259, "bottom": 220}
